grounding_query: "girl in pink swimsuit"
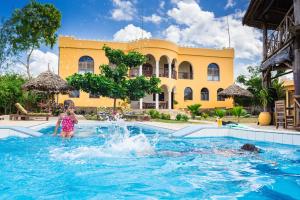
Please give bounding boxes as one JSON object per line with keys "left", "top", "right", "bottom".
{"left": 53, "top": 100, "right": 78, "bottom": 138}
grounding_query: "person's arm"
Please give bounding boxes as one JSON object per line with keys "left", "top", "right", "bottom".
{"left": 70, "top": 111, "right": 78, "bottom": 124}
{"left": 53, "top": 115, "right": 62, "bottom": 136}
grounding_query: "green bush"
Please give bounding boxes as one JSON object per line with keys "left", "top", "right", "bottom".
{"left": 187, "top": 104, "right": 201, "bottom": 119}
{"left": 215, "top": 109, "right": 226, "bottom": 118}
{"left": 148, "top": 109, "right": 160, "bottom": 119}
{"left": 181, "top": 114, "right": 189, "bottom": 121}
{"left": 160, "top": 113, "right": 171, "bottom": 120}
{"left": 176, "top": 113, "right": 182, "bottom": 121}
{"left": 201, "top": 112, "right": 209, "bottom": 119}
{"left": 231, "top": 106, "right": 247, "bottom": 122}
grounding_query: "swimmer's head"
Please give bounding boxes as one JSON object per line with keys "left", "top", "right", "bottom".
{"left": 240, "top": 143, "right": 261, "bottom": 153}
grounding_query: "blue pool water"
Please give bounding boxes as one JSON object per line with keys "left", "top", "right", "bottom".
{"left": 0, "top": 124, "right": 300, "bottom": 199}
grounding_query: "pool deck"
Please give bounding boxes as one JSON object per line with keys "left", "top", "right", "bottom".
{"left": 0, "top": 115, "right": 299, "bottom": 133}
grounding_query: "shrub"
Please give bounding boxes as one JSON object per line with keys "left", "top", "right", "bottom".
{"left": 231, "top": 106, "right": 247, "bottom": 122}
{"left": 181, "top": 114, "right": 189, "bottom": 122}
{"left": 201, "top": 113, "right": 208, "bottom": 119}
{"left": 160, "top": 113, "right": 171, "bottom": 120}
{"left": 148, "top": 109, "right": 160, "bottom": 119}
{"left": 215, "top": 109, "right": 226, "bottom": 118}
{"left": 176, "top": 113, "right": 182, "bottom": 121}
{"left": 187, "top": 104, "right": 201, "bottom": 119}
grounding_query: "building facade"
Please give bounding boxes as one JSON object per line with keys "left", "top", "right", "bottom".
{"left": 58, "top": 36, "right": 234, "bottom": 110}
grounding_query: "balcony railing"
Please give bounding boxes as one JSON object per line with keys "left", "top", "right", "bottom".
{"left": 178, "top": 72, "right": 193, "bottom": 79}
{"left": 130, "top": 69, "right": 177, "bottom": 79}
{"left": 266, "top": 6, "right": 295, "bottom": 59}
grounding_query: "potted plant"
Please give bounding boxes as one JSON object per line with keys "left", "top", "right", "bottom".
{"left": 214, "top": 109, "right": 226, "bottom": 127}
{"left": 258, "top": 88, "right": 272, "bottom": 126}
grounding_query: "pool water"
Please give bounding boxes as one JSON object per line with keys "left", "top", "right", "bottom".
{"left": 0, "top": 124, "right": 300, "bottom": 199}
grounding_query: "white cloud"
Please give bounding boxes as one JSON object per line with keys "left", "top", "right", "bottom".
{"left": 225, "top": 0, "right": 235, "bottom": 9}
{"left": 143, "top": 14, "right": 162, "bottom": 24}
{"left": 111, "top": 0, "right": 136, "bottom": 21}
{"left": 30, "top": 50, "right": 58, "bottom": 77}
{"left": 163, "top": 0, "right": 262, "bottom": 62}
{"left": 113, "top": 24, "right": 152, "bottom": 42}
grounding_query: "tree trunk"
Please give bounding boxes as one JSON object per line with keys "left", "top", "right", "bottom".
{"left": 26, "top": 48, "right": 34, "bottom": 79}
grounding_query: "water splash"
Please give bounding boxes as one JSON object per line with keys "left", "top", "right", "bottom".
{"left": 50, "top": 121, "right": 156, "bottom": 161}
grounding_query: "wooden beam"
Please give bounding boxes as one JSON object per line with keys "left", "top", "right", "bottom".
{"left": 262, "top": 23, "right": 268, "bottom": 60}
{"left": 271, "top": 70, "right": 293, "bottom": 80}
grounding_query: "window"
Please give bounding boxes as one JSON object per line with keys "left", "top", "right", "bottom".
{"left": 184, "top": 87, "right": 193, "bottom": 100}
{"left": 217, "top": 88, "right": 225, "bottom": 101}
{"left": 201, "top": 88, "right": 209, "bottom": 101}
{"left": 69, "top": 90, "right": 80, "bottom": 98}
{"left": 89, "top": 92, "right": 100, "bottom": 98}
{"left": 208, "top": 63, "right": 219, "bottom": 81}
{"left": 79, "top": 56, "right": 94, "bottom": 74}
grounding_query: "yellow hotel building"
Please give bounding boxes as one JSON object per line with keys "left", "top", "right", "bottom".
{"left": 58, "top": 36, "right": 234, "bottom": 110}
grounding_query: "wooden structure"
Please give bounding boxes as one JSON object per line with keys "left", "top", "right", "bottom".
{"left": 274, "top": 100, "right": 295, "bottom": 128}
{"left": 243, "top": 0, "right": 300, "bottom": 128}
{"left": 9, "top": 103, "right": 51, "bottom": 121}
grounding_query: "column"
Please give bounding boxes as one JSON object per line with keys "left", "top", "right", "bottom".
{"left": 155, "top": 93, "right": 159, "bottom": 109}
{"left": 155, "top": 60, "right": 159, "bottom": 77}
{"left": 168, "top": 90, "right": 172, "bottom": 110}
{"left": 168, "top": 62, "right": 172, "bottom": 79}
{"left": 293, "top": 0, "right": 300, "bottom": 125}
{"left": 139, "top": 65, "right": 143, "bottom": 109}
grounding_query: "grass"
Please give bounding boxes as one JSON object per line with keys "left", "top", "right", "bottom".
{"left": 152, "top": 119, "right": 207, "bottom": 124}
{"left": 204, "top": 116, "right": 258, "bottom": 123}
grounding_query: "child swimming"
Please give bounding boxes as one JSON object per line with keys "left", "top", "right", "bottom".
{"left": 53, "top": 100, "right": 78, "bottom": 138}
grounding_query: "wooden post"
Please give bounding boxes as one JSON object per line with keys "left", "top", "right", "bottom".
{"left": 293, "top": 0, "right": 300, "bottom": 126}
{"left": 262, "top": 23, "right": 272, "bottom": 111}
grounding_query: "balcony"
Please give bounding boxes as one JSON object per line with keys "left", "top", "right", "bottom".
{"left": 178, "top": 72, "right": 193, "bottom": 79}
{"left": 266, "top": 6, "right": 295, "bottom": 59}
{"left": 159, "top": 70, "right": 177, "bottom": 79}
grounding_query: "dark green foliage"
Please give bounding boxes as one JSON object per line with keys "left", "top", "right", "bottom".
{"left": 160, "top": 113, "right": 171, "bottom": 120}
{"left": 148, "top": 109, "right": 160, "bottom": 119}
{"left": 231, "top": 106, "right": 247, "bottom": 122}
{"left": 67, "top": 46, "right": 161, "bottom": 111}
{"left": 176, "top": 113, "right": 182, "bottom": 121}
{"left": 176, "top": 113, "right": 189, "bottom": 121}
{"left": 0, "top": 74, "right": 45, "bottom": 114}
{"left": 187, "top": 104, "right": 201, "bottom": 119}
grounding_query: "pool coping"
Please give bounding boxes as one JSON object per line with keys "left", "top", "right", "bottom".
{"left": 1, "top": 122, "right": 300, "bottom": 146}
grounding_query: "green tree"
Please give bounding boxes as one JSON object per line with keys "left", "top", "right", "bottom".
{"left": 67, "top": 46, "right": 161, "bottom": 111}
{"left": 187, "top": 104, "right": 201, "bottom": 119}
{"left": 4, "top": 0, "right": 61, "bottom": 78}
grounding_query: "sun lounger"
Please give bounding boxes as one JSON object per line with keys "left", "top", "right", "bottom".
{"left": 9, "top": 103, "right": 51, "bottom": 121}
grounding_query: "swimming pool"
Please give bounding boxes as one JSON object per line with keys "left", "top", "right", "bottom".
{"left": 0, "top": 124, "right": 300, "bottom": 199}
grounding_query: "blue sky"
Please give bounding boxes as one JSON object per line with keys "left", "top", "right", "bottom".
{"left": 0, "top": 0, "right": 260, "bottom": 77}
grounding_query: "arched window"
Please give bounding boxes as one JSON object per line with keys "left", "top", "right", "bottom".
{"left": 217, "top": 88, "right": 225, "bottom": 101}
{"left": 79, "top": 56, "right": 94, "bottom": 74}
{"left": 201, "top": 88, "right": 209, "bottom": 101}
{"left": 208, "top": 63, "right": 219, "bottom": 81}
{"left": 184, "top": 87, "right": 193, "bottom": 100}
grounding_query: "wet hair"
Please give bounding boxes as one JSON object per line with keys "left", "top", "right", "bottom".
{"left": 63, "top": 100, "right": 75, "bottom": 111}
{"left": 241, "top": 143, "right": 260, "bottom": 153}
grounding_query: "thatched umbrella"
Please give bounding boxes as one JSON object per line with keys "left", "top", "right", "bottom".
{"left": 218, "top": 84, "right": 253, "bottom": 105}
{"left": 22, "top": 70, "right": 71, "bottom": 111}
{"left": 22, "top": 70, "right": 70, "bottom": 94}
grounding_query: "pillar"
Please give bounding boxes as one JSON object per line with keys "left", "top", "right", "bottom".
{"left": 168, "top": 89, "right": 172, "bottom": 110}
{"left": 139, "top": 65, "right": 143, "bottom": 109}
{"left": 293, "top": 0, "right": 300, "bottom": 125}
{"left": 168, "top": 62, "right": 172, "bottom": 79}
{"left": 155, "top": 60, "right": 159, "bottom": 77}
{"left": 155, "top": 93, "right": 159, "bottom": 109}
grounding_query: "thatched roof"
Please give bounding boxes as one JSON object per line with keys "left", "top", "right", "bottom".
{"left": 22, "top": 71, "right": 71, "bottom": 94}
{"left": 218, "top": 84, "right": 253, "bottom": 98}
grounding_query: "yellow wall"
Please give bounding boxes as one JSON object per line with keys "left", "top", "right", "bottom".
{"left": 58, "top": 36, "right": 234, "bottom": 109}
